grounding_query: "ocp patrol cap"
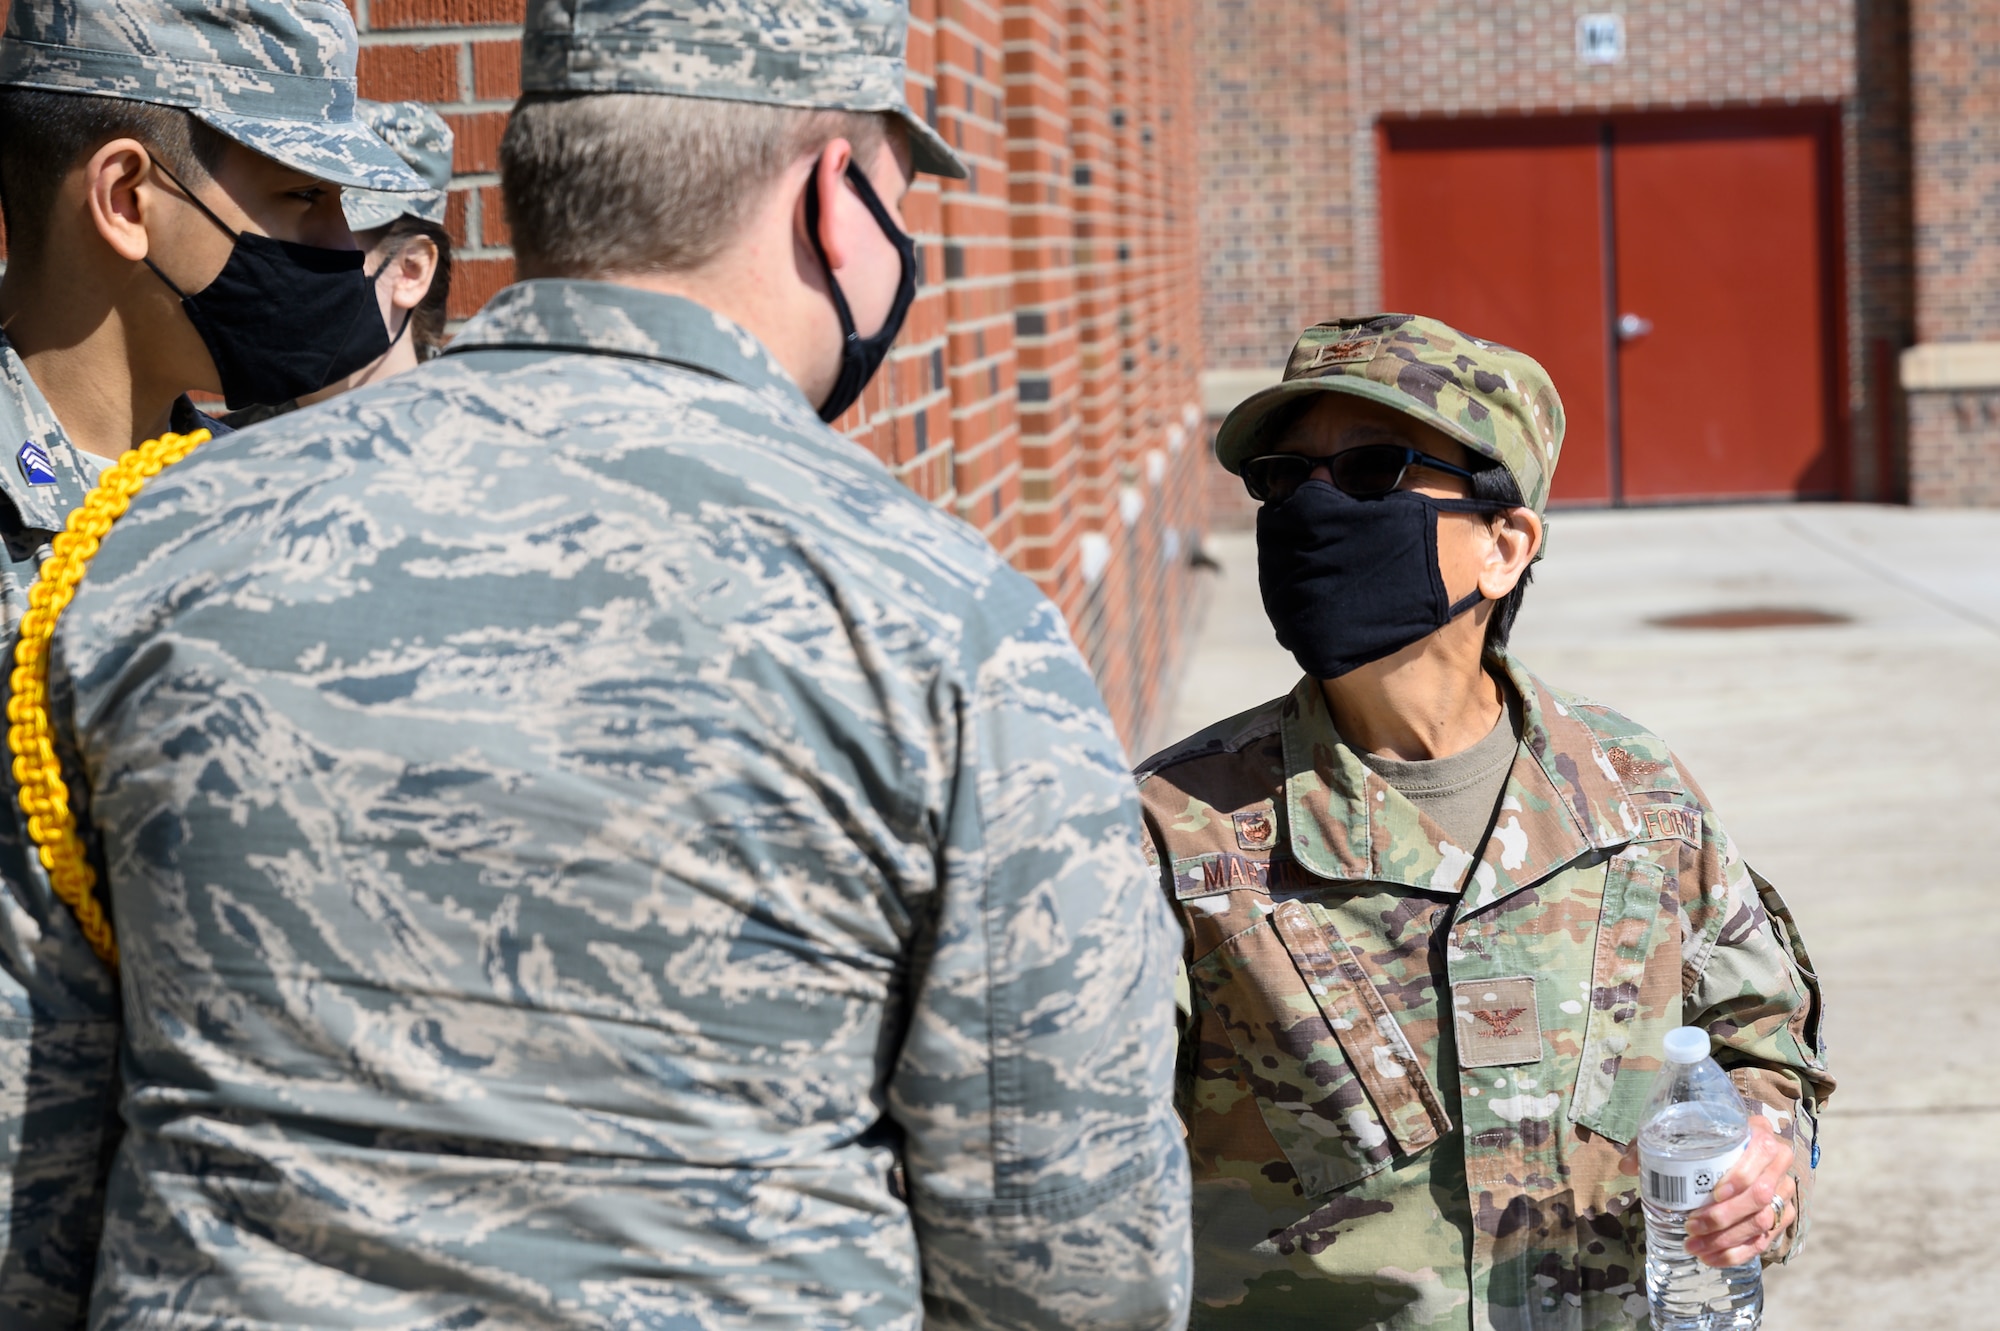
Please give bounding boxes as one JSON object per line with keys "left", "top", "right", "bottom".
{"left": 341, "top": 99, "right": 455, "bottom": 232}
{"left": 0, "top": 0, "right": 427, "bottom": 194}
{"left": 1215, "top": 313, "right": 1567, "bottom": 515}
{"left": 521, "top": 0, "right": 969, "bottom": 179}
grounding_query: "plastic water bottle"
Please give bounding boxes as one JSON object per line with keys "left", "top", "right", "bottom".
{"left": 1638, "top": 1026, "right": 1763, "bottom": 1330}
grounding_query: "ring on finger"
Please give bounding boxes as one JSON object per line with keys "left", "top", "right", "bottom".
{"left": 1769, "top": 1194, "right": 1787, "bottom": 1232}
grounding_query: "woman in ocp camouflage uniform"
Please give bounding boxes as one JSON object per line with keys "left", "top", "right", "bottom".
{"left": 1137, "top": 314, "right": 1831, "bottom": 1331}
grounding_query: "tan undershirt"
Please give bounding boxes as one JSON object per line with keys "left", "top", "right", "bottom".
{"left": 1358, "top": 688, "right": 1523, "bottom": 861}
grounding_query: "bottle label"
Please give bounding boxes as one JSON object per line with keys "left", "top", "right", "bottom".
{"left": 1639, "top": 1141, "right": 1747, "bottom": 1211}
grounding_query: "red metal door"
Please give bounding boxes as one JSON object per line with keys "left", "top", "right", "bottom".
{"left": 1612, "top": 116, "right": 1840, "bottom": 501}
{"left": 1380, "top": 121, "right": 1613, "bottom": 504}
{"left": 1378, "top": 111, "right": 1841, "bottom": 505}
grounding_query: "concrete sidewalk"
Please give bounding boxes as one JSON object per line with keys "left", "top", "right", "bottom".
{"left": 1163, "top": 504, "right": 2000, "bottom": 1329}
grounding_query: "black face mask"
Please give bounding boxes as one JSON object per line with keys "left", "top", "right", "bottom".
{"left": 143, "top": 161, "right": 392, "bottom": 410}
{"left": 803, "top": 160, "right": 918, "bottom": 423}
{"left": 1256, "top": 479, "right": 1511, "bottom": 680}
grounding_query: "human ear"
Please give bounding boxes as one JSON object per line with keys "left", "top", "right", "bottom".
{"left": 82, "top": 139, "right": 159, "bottom": 264}
{"left": 386, "top": 235, "right": 439, "bottom": 312}
{"left": 1477, "top": 508, "right": 1542, "bottom": 600}
{"left": 805, "top": 137, "right": 858, "bottom": 271}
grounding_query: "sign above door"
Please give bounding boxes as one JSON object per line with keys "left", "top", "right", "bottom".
{"left": 1577, "top": 13, "right": 1626, "bottom": 65}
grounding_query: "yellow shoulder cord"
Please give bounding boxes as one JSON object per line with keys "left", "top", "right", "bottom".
{"left": 7, "top": 429, "right": 212, "bottom": 972}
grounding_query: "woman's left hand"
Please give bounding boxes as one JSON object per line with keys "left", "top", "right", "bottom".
{"left": 1684, "top": 1116, "right": 1795, "bottom": 1267}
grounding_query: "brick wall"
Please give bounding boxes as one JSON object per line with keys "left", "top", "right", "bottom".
{"left": 1347, "top": 0, "right": 1859, "bottom": 323}
{"left": 0, "top": 0, "right": 1210, "bottom": 750}
{"left": 355, "top": 0, "right": 1213, "bottom": 749}
{"left": 1853, "top": 0, "right": 1915, "bottom": 502}
{"left": 1908, "top": 0, "right": 2000, "bottom": 344}
{"left": 349, "top": 0, "right": 519, "bottom": 320}
{"left": 1909, "top": 392, "right": 2000, "bottom": 505}
{"left": 1196, "top": 0, "right": 1353, "bottom": 373}
{"left": 1193, "top": 0, "right": 1934, "bottom": 504}
{"left": 1905, "top": 0, "right": 2000, "bottom": 503}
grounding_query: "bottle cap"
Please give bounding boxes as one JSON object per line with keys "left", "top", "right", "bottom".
{"left": 1662, "top": 1027, "right": 1710, "bottom": 1064}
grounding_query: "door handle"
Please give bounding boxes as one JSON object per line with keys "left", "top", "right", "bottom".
{"left": 1617, "top": 312, "right": 1653, "bottom": 341}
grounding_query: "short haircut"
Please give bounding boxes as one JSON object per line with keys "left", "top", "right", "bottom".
{"left": 0, "top": 88, "right": 229, "bottom": 262}
{"left": 364, "top": 215, "right": 453, "bottom": 361}
{"left": 1470, "top": 460, "right": 1534, "bottom": 654}
{"left": 500, "top": 92, "right": 889, "bottom": 278}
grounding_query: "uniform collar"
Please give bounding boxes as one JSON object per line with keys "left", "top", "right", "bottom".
{"left": 443, "top": 280, "right": 808, "bottom": 407}
{"left": 1279, "top": 653, "right": 1635, "bottom": 908}
{"left": 0, "top": 332, "right": 109, "bottom": 532}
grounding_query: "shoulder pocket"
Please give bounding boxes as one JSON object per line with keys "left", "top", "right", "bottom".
{"left": 1184, "top": 866, "right": 1450, "bottom": 1197}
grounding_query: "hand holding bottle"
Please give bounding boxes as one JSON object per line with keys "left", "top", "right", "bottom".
{"left": 1684, "top": 1115, "right": 1794, "bottom": 1267}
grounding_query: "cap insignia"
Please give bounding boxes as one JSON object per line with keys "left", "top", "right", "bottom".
{"left": 1300, "top": 329, "right": 1383, "bottom": 375}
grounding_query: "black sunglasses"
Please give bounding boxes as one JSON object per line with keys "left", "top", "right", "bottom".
{"left": 1240, "top": 444, "right": 1484, "bottom": 503}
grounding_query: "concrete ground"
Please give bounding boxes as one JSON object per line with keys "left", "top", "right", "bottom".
{"left": 1162, "top": 504, "right": 2000, "bottom": 1329}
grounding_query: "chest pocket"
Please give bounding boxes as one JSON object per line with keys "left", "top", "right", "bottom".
{"left": 1570, "top": 850, "right": 1676, "bottom": 1145}
{"left": 1177, "top": 856, "right": 1452, "bottom": 1197}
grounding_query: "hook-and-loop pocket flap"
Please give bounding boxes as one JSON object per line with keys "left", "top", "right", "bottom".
{"left": 1570, "top": 853, "right": 1671, "bottom": 1145}
{"left": 1188, "top": 896, "right": 1451, "bottom": 1197}
{"left": 1270, "top": 899, "right": 1451, "bottom": 1158}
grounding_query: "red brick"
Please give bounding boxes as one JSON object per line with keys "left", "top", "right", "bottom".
{"left": 445, "top": 110, "right": 509, "bottom": 173}
{"left": 443, "top": 188, "right": 470, "bottom": 249}
{"left": 471, "top": 40, "right": 522, "bottom": 100}
{"left": 357, "top": 43, "right": 459, "bottom": 102}
{"left": 447, "top": 256, "right": 514, "bottom": 319}
{"left": 477, "top": 185, "right": 511, "bottom": 248}
{"left": 368, "top": 0, "right": 523, "bottom": 30}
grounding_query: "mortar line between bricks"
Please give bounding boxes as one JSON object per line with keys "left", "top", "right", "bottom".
{"left": 1777, "top": 514, "right": 2000, "bottom": 639}
{"left": 1829, "top": 1105, "right": 2000, "bottom": 1118}
{"left": 357, "top": 26, "right": 521, "bottom": 43}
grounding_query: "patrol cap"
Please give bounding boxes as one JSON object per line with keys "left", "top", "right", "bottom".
{"left": 0, "top": 0, "right": 427, "bottom": 194}
{"left": 341, "top": 100, "right": 455, "bottom": 232}
{"left": 520, "top": 0, "right": 969, "bottom": 179}
{"left": 1215, "top": 314, "right": 1567, "bottom": 515}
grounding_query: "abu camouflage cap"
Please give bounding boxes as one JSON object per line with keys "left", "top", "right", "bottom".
{"left": 0, "top": 0, "right": 427, "bottom": 194}
{"left": 521, "top": 0, "right": 969, "bottom": 179}
{"left": 341, "top": 99, "right": 454, "bottom": 232}
{"left": 1215, "top": 314, "right": 1567, "bottom": 515}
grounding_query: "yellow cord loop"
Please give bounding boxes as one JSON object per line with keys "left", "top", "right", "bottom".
{"left": 7, "top": 429, "right": 212, "bottom": 973}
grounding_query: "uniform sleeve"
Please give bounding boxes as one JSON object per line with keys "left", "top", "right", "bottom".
{"left": 1137, "top": 813, "right": 1199, "bottom": 1138}
{"left": 0, "top": 668, "right": 122, "bottom": 1329}
{"left": 1680, "top": 783, "right": 1833, "bottom": 1265}
{"left": 890, "top": 594, "right": 1191, "bottom": 1330}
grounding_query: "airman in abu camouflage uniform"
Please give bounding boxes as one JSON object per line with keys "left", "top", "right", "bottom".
{"left": 1137, "top": 315, "right": 1831, "bottom": 1329}
{"left": 0, "top": 2, "right": 1189, "bottom": 1329}
{"left": 0, "top": 0, "right": 423, "bottom": 613}
{"left": 220, "top": 98, "right": 459, "bottom": 428}
{"left": 0, "top": 2, "right": 422, "bottom": 1324}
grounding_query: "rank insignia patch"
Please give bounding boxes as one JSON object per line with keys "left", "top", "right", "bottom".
{"left": 1606, "top": 745, "right": 1669, "bottom": 784}
{"left": 1454, "top": 975, "right": 1544, "bottom": 1068}
{"left": 16, "top": 441, "right": 56, "bottom": 487}
{"left": 1301, "top": 329, "right": 1382, "bottom": 373}
{"left": 1233, "top": 806, "right": 1277, "bottom": 851}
